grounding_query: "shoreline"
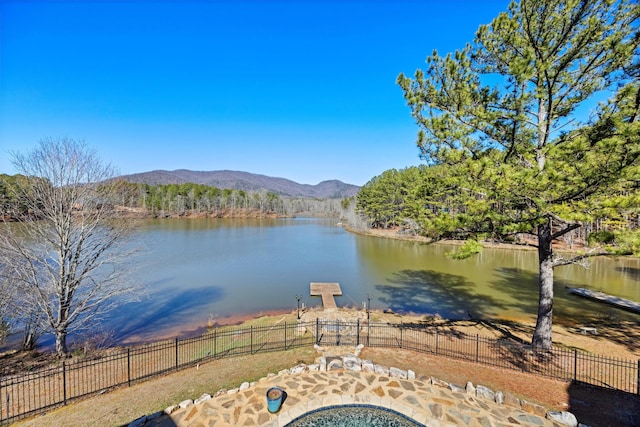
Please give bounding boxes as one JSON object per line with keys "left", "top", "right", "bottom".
{"left": 180, "top": 306, "right": 639, "bottom": 360}
{"left": 118, "top": 308, "right": 295, "bottom": 346}
{"left": 342, "top": 223, "right": 585, "bottom": 253}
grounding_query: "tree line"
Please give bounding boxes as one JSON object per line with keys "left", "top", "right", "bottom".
{"left": 2, "top": 178, "right": 350, "bottom": 220}
{"left": 111, "top": 180, "right": 350, "bottom": 218}
{"left": 110, "top": 181, "right": 287, "bottom": 216}
{"left": 356, "top": 164, "right": 640, "bottom": 248}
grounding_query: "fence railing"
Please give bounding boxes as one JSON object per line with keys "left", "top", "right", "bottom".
{"left": 359, "top": 321, "right": 639, "bottom": 393}
{"left": 1, "top": 319, "right": 638, "bottom": 424}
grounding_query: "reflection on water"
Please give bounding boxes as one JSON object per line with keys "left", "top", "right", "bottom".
{"left": 359, "top": 237, "right": 640, "bottom": 325}
{"left": 67, "top": 218, "right": 640, "bottom": 344}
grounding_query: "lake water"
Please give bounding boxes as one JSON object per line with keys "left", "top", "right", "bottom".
{"left": 104, "top": 218, "right": 640, "bottom": 344}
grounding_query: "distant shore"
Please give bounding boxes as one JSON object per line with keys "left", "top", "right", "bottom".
{"left": 116, "top": 206, "right": 288, "bottom": 219}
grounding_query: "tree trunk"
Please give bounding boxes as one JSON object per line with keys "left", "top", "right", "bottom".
{"left": 21, "top": 315, "right": 41, "bottom": 351}
{"left": 532, "top": 220, "right": 554, "bottom": 350}
{"left": 55, "top": 329, "right": 68, "bottom": 356}
{"left": 22, "top": 330, "right": 36, "bottom": 351}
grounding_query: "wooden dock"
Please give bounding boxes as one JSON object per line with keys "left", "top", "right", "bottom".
{"left": 310, "top": 282, "right": 342, "bottom": 309}
{"left": 566, "top": 287, "right": 640, "bottom": 314}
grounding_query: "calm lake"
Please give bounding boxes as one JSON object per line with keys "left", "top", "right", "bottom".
{"left": 103, "top": 218, "right": 640, "bottom": 344}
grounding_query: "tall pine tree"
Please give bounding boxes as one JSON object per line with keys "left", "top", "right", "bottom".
{"left": 398, "top": 0, "right": 639, "bottom": 349}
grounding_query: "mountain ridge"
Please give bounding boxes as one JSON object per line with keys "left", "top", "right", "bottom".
{"left": 117, "top": 169, "right": 360, "bottom": 198}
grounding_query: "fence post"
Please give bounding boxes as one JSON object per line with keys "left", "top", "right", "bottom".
{"left": 4, "top": 392, "right": 9, "bottom": 427}
{"left": 475, "top": 334, "right": 479, "bottom": 363}
{"left": 574, "top": 349, "right": 578, "bottom": 382}
{"left": 316, "top": 318, "right": 319, "bottom": 345}
{"left": 214, "top": 329, "right": 217, "bottom": 358}
{"left": 336, "top": 319, "right": 340, "bottom": 346}
{"left": 250, "top": 326, "right": 254, "bottom": 354}
{"left": 175, "top": 338, "right": 179, "bottom": 370}
{"left": 400, "top": 322, "right": 403, "bottom": 349}
{"left": 357, "top": 319, "right": 360, "bottom": 346}
{"left": 62, "top": 361, "right": 67, "bottom": 405}
{"left": 435, "top": 330, "right": 439, "bottom": 355}
{"left": 127, "top": 348, "right": 131, "bottom": 387}
{"left": 284, "top": 321, "right": 287, "bottom": 350}
{"left": 367, "top": 321, "right": 370, "bottom": 347}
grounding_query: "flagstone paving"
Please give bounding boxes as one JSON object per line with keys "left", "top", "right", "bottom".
{"left": 138, "top": 347, "right": 574, "bottom": 427}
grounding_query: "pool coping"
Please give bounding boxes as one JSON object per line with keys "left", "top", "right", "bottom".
{"left": 278, "top": 403, "right": 425, "bottom": 426}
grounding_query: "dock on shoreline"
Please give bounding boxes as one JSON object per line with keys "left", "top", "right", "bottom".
{"left": 566, "top": 287, "right": 640, "bottom": 314}
{"left": 310, "top": 282, "right": 342, "bottom": 309}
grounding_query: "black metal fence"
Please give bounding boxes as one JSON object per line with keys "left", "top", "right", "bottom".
{"left": 358, "top": 321, "right": 639, "bottom": 392}
{"left": 1, "top": 319, "right": 638, "bottom": 424}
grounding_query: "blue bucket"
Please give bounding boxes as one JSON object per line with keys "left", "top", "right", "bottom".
{"left": 266, "top": 387, "right": 284, "bottom": 413}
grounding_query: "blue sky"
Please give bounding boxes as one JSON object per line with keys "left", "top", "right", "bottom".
{"left": 0, "top": 0, "right": 509, "bottom": 185}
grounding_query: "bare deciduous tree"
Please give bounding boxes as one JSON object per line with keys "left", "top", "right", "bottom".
{"left": 0, "top": 138, "right": 141, "bottom": 356}
{"left": 0, "top": 279, "right": 14, "bottom": 344}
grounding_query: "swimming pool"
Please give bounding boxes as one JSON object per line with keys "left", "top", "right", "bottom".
{"left": 285, "top": 404, "right": 424, "bottom": 427}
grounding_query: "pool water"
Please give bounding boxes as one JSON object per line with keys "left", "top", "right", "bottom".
{"left": 285, "top": 404, "right": 424, "bottom": 427}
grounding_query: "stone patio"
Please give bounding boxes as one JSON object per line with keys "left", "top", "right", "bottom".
{"left": 135, "top": 345, "right": 577, "bottom": 427}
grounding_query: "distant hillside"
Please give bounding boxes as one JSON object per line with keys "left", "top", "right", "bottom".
{"left": 117, "top": 170, "right": 360, "bottom": 198}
